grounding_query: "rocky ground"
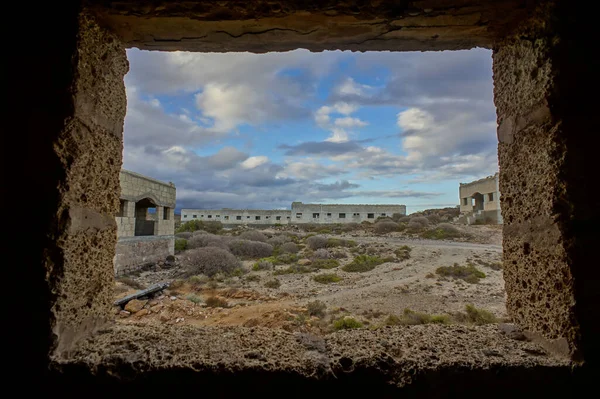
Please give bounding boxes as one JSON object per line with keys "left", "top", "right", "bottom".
{"left": 114, "top": 223, "right": 505, "bottom": 335}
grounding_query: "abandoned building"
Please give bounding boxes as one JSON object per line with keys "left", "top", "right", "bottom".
{"left": 181, "top": 202, "right": 406, "bottom": 225}
{"left": 114, "top": 170, "right": 176, "bottom": 275}
{"left": 458, "top": 173, "right": 503, "bottom": 224}
{"left": 16, "top": 0, "right": 595, "bottom": 394}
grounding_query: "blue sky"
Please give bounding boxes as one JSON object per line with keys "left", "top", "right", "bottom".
{"left": 123, "top": 48, "right": 498, "bottom": 214}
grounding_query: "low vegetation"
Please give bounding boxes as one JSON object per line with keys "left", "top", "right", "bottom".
{"left": 406, "top": 216, "right": 430, "bottom": 233}
{"left": 454, "top": 304, "right": 498, "bottom": 325}
{"left": 394, "top": 245, "right": 412, "bottom": 261}
{"left": 184, "top": 247, "right": 241, "bottom": 277}
{"left": 342, "top": 255, "right": 386, "bottom": 273}
{"left": 264, "top": 278, "right": 281, "bottom": 289}
{"left": 187, "top": 233, "right": 230, "bottom": 250}
{"left": 306, "top": 300, "right": 327, "bottom": 317}
{"left": 332, "top": 317, "right": 363, "bottom": 330}
{"left": 420, "top": 223, "right": 463, "bottom": 240}
{"left": 176, "top": 220, "right": 223, "bottom": 234}
{"left": 274, "top": 264, "right": 314, "bottom": 275}
{"left": 175, "top": 238, "right": 188, "bottom": 252}
{"left": 312, "top": 259, "right": 340, "bottom": 269}
{"left": 313, "top": 273, "right": 342, "bottom": 284}
{"left": 185, "top": 294, "right": 203, "bottom": 304}
{"left": 228, "top": 239, "right": 273, "bottom": 258}
{"left": 385, "top": 308, "right": 450, "bottom": 325}
{"left": 239, "top": 230, "right": 268, "bottom": 242}
{"left": 252, "top": 260, "right": 273, "bottom": 271}
{"left": 280, "top": 242, "right": 299, "bottom": 254}
{"left": 117, "top": 277, "right": 145, "bottom": 290}
{"left": 436, "top": 263, "right": 486, "bottom": 283}
{"left": 205, "top": 296, "right": 229, "bottom": 308}
{"left": 374, "top": 220, "right": 400, "bottom": 234}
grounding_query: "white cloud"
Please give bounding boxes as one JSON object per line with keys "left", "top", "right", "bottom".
{"left": 336, "top": 78, "right": 373, "bottom": 97}
{"left": 241, "top": 156, "right": 269, "bottom": 169}
{"left": 397, "top": 108, "right": 434, "bottom": 131}
{"left": 334, "top": 117, "right": 368, "bottom": 129}
{"left": 325, "top": 128, "right": 350, "bottom": 143}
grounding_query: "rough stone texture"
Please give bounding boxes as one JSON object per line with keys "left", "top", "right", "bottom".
{"left": 493, "top": 2, "right": 598, "bottom": 363}
{"left": 47, "top": 12, "right": 128, "bottom": 357}
{"left": 119, "top": 169, "right": 176, "bottom": 208}
{"left": 114, "top": 236, "right": 175, "bottom": 275}
{"left": 54, "top": 323, "right": 580, "bottom": 394}
{"left": 87, "top": 0, "right": 531, "bottom": 52}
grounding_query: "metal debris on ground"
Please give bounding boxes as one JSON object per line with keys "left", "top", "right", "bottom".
{"left": 114, "top": 282, "right": 170, "bottom": 307}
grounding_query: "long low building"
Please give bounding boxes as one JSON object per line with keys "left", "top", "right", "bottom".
{"left": 181, "top": 202, "right": 406, "bottom": 225}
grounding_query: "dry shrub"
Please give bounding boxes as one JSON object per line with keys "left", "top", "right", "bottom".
{"left": 421, "top": 223, "right": 462, "bottom": 239}
{"left": 228, "top": 239, "right": 273, "bottom": 258}
{"left": 267, "top": 235, "right": 290, "bottom": 247}
{"left": 205, "top": 296, "right": 228, "bottom": 308}
{"left": 374, "top": 221, "right": 399, "bottom": 234}
{"left": 175, "top": 232, "right": 192, "bottom": 240}
{"left": 340, "top": 222, "right": 360, "bottom": 232}
{"left": 239, "top": 230, "right": 268, "bottom": 242}
{"left": 280, "top": 242, "right": 299, "bottom": 253}
{"left": 306, "top": 235, "right": 328, "bottom": 250}
{"left": 306, "top": 300, "right": 327, "bottom": 317}
{"left": 312, "top": 248, "right": 331, "bottom": 259}
{"left": 426, "top": 214, "right": 441, "bottom": 224}
{"left": 407, "top": 216, "right": 430, "bottom": 232}
{"left": 183, "top": 247, "right": 241, "bottom": 277}
{"left": 187, "top": 233, "right": 231, "bottom": 250}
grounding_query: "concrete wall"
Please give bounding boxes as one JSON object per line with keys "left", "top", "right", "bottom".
{"left": 459, "top": 173, "right": 501, "bottom": 214}
{"left": 114, "top": 235, "right": 175, "bottom": 275}
{"left": 181, "top": 203, "right": 406, "bottom": 226}
{"left": 291, "top": 202, "right": 406, "bottom": 224}
{"left": 115, "top": 170, "right": 175, "bottom": 272}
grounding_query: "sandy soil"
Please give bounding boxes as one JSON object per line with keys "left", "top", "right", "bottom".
{"left": 115, "top": 224, "right": 505, "bottom": 333}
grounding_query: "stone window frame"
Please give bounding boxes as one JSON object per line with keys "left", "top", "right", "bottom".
{"left": 488, "top": 193, "right": 494, "bottom": 202}
{"left": 367, "top": 213, "right": 375, "bottom": 219}
{"left": 31, "top": 4, "right": 592, "bottom": 388}
{"left": 312, "top": 213, "right": 319, "bottom": 218}
{"left": 236, "top": 216, "right": 242, "bottom": 220}
{"left": 339, "top": 213, "right": 346, "bottom": 218}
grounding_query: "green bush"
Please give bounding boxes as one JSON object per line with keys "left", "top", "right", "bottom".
{"left": 463, "top": 304, "right": 497, "bottom": 325}
{"left": 420, "top": 223, "right": 462, "bottom": 240}
{"left": 306, "top": 300, "right": 327, "bottom": 317}
{"left": 436, "top": 263, "right": 486, "bottom": 283}
{"left": 264, "top": 279, "right": 281, "bottom": 289}
{"left": 333, "top": 317, "right": 363, "bottom": 330}
{"left": 175, "top": 232, "right": 192, "bottom": 240}
{"left": 313, "top": 273, "right": 342, "bottom": 284}
{"left": 252, "top": 260, "right": 273, "bottom": 271}
{"left": 342, "top": 255, "right": 385, "bottom": 273}
{"left": 175, "top": 238, "right": 188, "bottom": 252}
{"left": 312, "top": 259, "right": 340, "bottom": 269}
{"left": 326, "top": 238, "right": 357, "bottom": 248}
{"left": 385, "top": 309, "right": 450, "bottom": 325}
{"left": 176, "top": 220, "right": 223, "bottom": 234}
{"left": 273, "top": 265, "right": 314, "bottom": 275}
{"left": 186, "top": 294, "right": 203, "bottom": 304}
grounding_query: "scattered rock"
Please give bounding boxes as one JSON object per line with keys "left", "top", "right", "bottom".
{"left": 124, "top": 299, "right": 147, "bottom": 313}
{"left": 297, "top": 259, "right": 312, "bottom": 266}
{"left": 119, "top": 310, "right": 131, "bottom": 318}
{"left": 150, "top": 304, "right": 163, "bottom": 313}
{"left": 482, "top": 349, "right": 503, "bottom": 357}
{"left": 499, "top": 323, "right": 528, "bottom": 341}
{"left": 136, "top": 309, "right": 150, "bottom": 317}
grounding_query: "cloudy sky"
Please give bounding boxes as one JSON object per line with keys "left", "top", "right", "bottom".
{"left": 123, "top": 48, "right": 498, "bottom": 214}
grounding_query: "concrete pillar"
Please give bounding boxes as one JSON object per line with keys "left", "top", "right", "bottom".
{"left": 494, "top": 2, "right": 598, "bottom": 363}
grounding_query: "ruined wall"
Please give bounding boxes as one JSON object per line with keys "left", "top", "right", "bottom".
{"left": 114, "top": 236, "right": 174, "bottom": 275}
{"left": 459, "top": 174, "right": 501, "bottom": 214}
{"left": 47, "top": 11, "right": 128, "bottom": 356}
{"left": 119, "top": 169, "right": 176, "bottom": 208}
{"left": 494, "top": 2, "right": 596, "bottom": 362}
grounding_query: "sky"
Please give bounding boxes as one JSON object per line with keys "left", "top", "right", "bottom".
{"left": 123, "top": 48, "right": 498, "bottom": 214}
